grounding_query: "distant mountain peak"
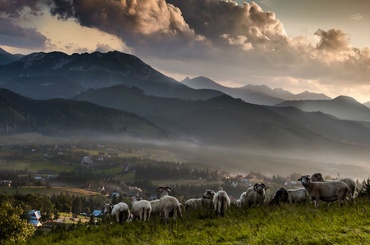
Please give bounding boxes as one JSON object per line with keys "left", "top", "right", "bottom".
{"left": 333, "top": 95, "right": 358, "bottom": 103}
{"left": 0, "top": 47, "right": 9, "bottom": 54}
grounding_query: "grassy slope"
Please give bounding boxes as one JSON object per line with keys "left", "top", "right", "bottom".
{"left": 17, "top": 198, "right": 370, "bottom": 245}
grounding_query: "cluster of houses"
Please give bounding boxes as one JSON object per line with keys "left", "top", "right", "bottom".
{"left": 80, "top": 152, "right": 119, "bottom": 167}
{"left": 0, "top": 179, "right": 12, "bottom": 187}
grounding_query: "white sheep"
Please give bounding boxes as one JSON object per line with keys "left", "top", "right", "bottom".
{"left": 269, "top": 187, "right": 309, "bottom": 205}
{"left": 156, "top": 186, "right": 183, "bottom": 223}
{"left": 185, "top": 189, "right": 215, "bottom": 211}
{"left": 240, "top": 183, "right": 268, "bottom": 208}
{"left": 130, "top": 197, "right": 152, "bottom": 221}
{"left": 213, "top": 189, "right": 230, "bottom": 216}
{"left": 311, "top": 172, "right": 356, "bottom": 202}
{"left": 102, "top": 202, "right": 130, "bottom": 224}
{"left": 298, "top": 175, "right": 350, "bottom": 208}
{"left": 287, "top": 188, "right": 309, "bottom": 204}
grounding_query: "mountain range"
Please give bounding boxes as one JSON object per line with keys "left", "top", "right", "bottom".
{"left": 73, "top": 84, "right": 370, "bottom": 149}
{"left": 276, "top": 96, "right": 370, "bottom": 122}
{"left": 0, "top": 48, "right": 23, "bottom": 65}
{"left": 0, "top": 88, "right": 168, "bottom": 138}
{"left": 0, "top": 50, "right": 222, "bottom": 100}
{"left": 1, "top": 48, "right": 370, "bottom": 158}
{"left": 182, "top": 76, "right": 331, "bottom": 106}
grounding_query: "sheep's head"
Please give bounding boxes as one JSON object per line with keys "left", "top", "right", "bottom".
{"left": 157, "top": 186, "right": 172, "bottom": 197}
{"left": 298, "top": 175, "right": 311, "bottom": 187}
{"left": 130, "top": 196, "right": 137, "bottom": 202}
{"left": 203, "top": 190, "right": 215, "bottom": 199}
{"left": 253, "top": 183, "right": 267, "bottom": 193}
{"left": 102, "top": 203, "right": 113, "bottom": 214}
{"left": 311, "top": 173, "right": 324, "bottom": 182}
{"left": 269, "top": 188, "right": 289, "bottom": 205}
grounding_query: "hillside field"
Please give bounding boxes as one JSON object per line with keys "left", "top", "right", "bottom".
{"left": 14, "top": 197, "right": 370, "bottom": 245}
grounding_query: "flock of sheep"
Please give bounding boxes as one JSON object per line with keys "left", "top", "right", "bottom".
{"left": 102, "top": 172, "right": 358, "bottom": 224}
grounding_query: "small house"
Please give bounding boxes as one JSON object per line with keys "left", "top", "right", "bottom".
{"left": 91, "top": 210, "right": 103, "bottom": 217}
{"left": 28, "top": 210, "right": 42, "bottom": 227}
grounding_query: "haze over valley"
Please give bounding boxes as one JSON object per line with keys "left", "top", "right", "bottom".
{"left": 1, "top": 48, "right": 370, "bottom": 180}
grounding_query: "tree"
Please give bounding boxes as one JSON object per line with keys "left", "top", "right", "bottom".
{"left": 0, "top": 201, "right": 35, "bottom": 243}
{"left": 72, "top": 196, "right": 83, "bottom": 214}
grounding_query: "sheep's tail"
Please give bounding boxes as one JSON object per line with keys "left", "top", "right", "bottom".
{"left": 141, "top": 207, "right": 145, "bottom": 221}
{"left": 220, "top": 197, "right": 226, "bottom": 217}
{"left": 214, "top": 195, "right": 220, "bottom": 215}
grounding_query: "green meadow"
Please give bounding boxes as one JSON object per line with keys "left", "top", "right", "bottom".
{"left": 14, "top": 198, "right": 370, "bottom": 245}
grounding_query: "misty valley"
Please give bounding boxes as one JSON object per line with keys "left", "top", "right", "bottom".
{"left": 1, "top": 48, "right": 370, "bottom": 244}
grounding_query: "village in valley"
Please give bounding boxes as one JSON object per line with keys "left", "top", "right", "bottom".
{"left": 0, "top": 142, "right": 312, "bottom": 228}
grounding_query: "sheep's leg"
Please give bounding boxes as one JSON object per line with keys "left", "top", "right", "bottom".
{"left": 314, "top": 198, "right": 320, "bottom": 208}
{"left": 145, "top": 209, "right": 150, "bottom": 221}
{"left": 140, "top": 208, "right": 144, "bottom": 221}
{"left": 164, "top": 211, "right": 169, "bottom": 224}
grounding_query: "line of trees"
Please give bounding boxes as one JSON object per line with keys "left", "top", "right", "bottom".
{"left": 0, "top": 192, "right": 107, "bottom": 222}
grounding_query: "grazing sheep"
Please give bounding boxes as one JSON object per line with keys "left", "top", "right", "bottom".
{"left": 311, "top": 172, "right": 356, "bottom": 202}
{"left": 287, "top": 188, "right": 309, "bottom": 204}
{"left": 213, "top": 190, "right": 230, "bottom": 216}
{"left": 269, "top": 188, "right": 289, "bottom": 206}
{"left": 102, "top": 202, "right": 130, "bottom": 224}
{"left": 269, "top": 188, "right": 309, "bottom": 205}
{"left": 240, "top": 183, "right": 268, "bottom": 208}
{"left": 156, "top": 186, "right": 183, "bottom": 223}
{"left": 149, "top": 199, "right": 162, "bottom": 216}
{"left": 185, "top": 189, "right": 215, "bottom": 210}
{"left": 298, "top": 175, "right": 350, "bottom": 208}
{"left": 130, "top": 197, "right": 152, "bottom": 221}
{"left": 184, "top": 198, "right": 203, "bottom": 209}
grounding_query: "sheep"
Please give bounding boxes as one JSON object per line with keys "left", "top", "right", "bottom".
{"left": 184, "top": 189, "right": 215, "bottom": 211}
{"left": 149, "top": 199, "right": 162, "bottom": 216}
{"left": 311, "top": 172, "right": 356, "bottom": 202}
{"left": 269, "top": 187, "right": 289, "bottom": 206}
{"left": 130, "top": 196, "right": 152, "bottom": 222}
{"left": 240, "top": 183, "right": 268, "bottom": 208}
{"left": 298, "top": 175, "right": 350, "bottom": 208}
{"left": 269, "top": 187, "right": 309, "bottom": 205}
{"left": 287, "top": 188, "right": 309, "bottom": 204}
{"left": 102, "top": 202, "right": 130, "bottom": 224}
{"left": 156, "top": 186, "right": 183, "bottom": 223}
{"left": 213, "top": 189, "right": 230, "bottom": 216}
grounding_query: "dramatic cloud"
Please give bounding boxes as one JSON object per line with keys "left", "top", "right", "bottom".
{"left": 47, "top": 0, "right": 199, "bottom": 46}
{"left": 0, "top": 0, "right": 47, "bottom": 50}
{"left": 167, "top": 0, "right": 288, "bottom": 50}
{"left": 0, "top": 0, "right": 369, "bottom": 101}
{"left": 0, "top": 19, "right": 47, "bottom": 49}
{"left": 315, "top": 29, "right": 350, "bottom": 52}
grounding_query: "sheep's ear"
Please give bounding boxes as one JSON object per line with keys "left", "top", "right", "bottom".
{"left": 298, "top": 178, "right": 302, "bottom": 181}
{"left": 157, "top": 187, "right": 163, "bottom": 192}
{"left": 166, "top": 187, "right": 172, "bottom": 192}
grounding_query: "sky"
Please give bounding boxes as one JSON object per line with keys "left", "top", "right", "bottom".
{"left": 0, "top": 0, "right": 370, "bottom": 103}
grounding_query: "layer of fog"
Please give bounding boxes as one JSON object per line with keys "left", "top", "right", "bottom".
{"left": 1, "top": 133, "right": 370, "bottom": 181}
